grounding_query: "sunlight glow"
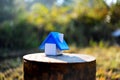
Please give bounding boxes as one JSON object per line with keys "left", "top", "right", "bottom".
{"left": 56, "top": 0, "right": 64, "bottom": 6}
{"left": 105, "top": 0, "right": 117, "bottom": 5}
{"left": 24, "top": 0, "right": 33, "bottom": 2}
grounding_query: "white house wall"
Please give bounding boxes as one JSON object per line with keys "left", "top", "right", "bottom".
{"left": 45, "top": 43, "right": 56, "bottom": 56}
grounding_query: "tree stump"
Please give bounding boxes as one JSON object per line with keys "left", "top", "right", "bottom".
{"left": 23, "top": 53, "right": 96, "bottom": 80}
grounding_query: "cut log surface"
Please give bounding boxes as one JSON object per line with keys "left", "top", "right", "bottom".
{"left": 23, "top": 53, "right": 96, "bottom": 80}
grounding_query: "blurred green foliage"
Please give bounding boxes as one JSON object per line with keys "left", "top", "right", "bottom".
{"left": 0, "top": 0, "right": 120, "bottom": 50}
{"left": 0, "top": 0, "right": 15, "bottom": 22}
{"left": 110, "top": 4, "right": 120, "bottom": 27}
{"left": 0, "top": 20, "right": 39, "bottom": 49}
{"left": 27, "top": 0, "right": 110, "bottom": 46}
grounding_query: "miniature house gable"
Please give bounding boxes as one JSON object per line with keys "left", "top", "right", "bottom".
{"left": 39, "top": 32, "right": 69, "bottom": 55}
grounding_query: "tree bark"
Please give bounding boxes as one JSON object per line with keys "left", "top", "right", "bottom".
{"left": 23, "top": 53, "right": 96, "bottom": 80}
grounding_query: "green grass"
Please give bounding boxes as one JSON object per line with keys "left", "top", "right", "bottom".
{"left": 0, "top": 46, "right": 120, "bottom": 80}
{"left": 66, "top": 46, "right": 120, "bottom": 80}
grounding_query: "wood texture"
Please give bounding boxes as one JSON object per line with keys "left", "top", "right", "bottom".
{"left": 23, "top": 53, "right": 96, "bottom": 80}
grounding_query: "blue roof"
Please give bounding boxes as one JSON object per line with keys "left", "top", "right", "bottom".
{"left": 39, "top": 32, "right": 69, "bottom": 50}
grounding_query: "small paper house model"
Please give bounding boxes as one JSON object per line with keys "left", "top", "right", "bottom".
{"left": 39, "top": 32, "right": 69, "bottom": 56}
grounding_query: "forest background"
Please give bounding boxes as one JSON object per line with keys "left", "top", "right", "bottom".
{"left": 0, "top": 0, "right": 120, "bottom": 80}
